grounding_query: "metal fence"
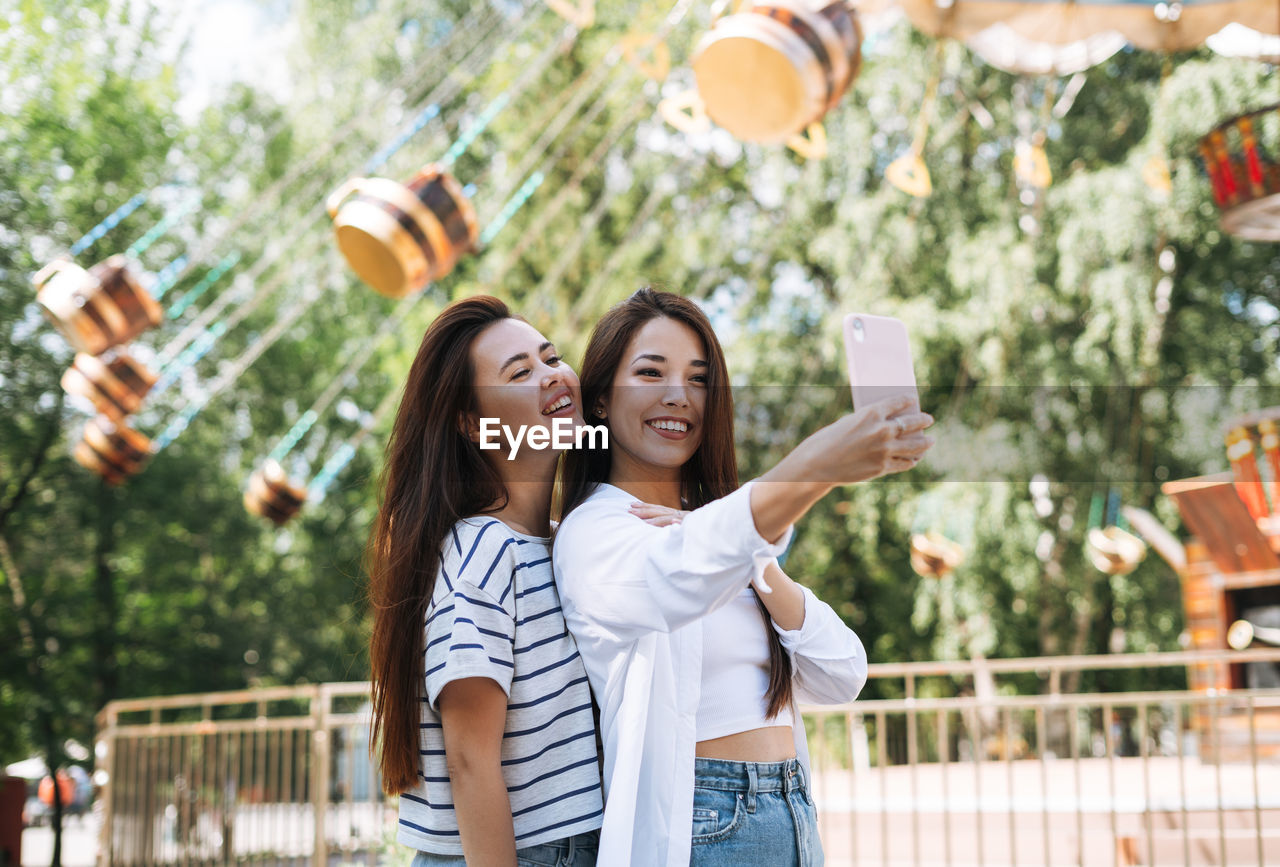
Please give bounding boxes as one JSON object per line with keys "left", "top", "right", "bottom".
{"left": 95, "top": 649, "right": 1280, "bottom": 866}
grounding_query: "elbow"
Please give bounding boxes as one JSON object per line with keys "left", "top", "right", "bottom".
{"left": 844, "top": 659, "right": 869, "bottom": 702}
{"left": 443, "top": 740, "right": 500, "bottom": 783}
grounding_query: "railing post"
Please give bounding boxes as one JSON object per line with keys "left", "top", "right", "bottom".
{"left": 312, "top": 685, "right": 331, "bottom": 866}
{"left": 95, "top": 703, "right": 117, "bottom": 867}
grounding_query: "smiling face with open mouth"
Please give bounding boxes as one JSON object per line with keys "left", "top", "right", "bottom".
{"left": 598, "top": 315, "right": 708, "bottom": 479}
{"left": 469, "top": 317, "right": 584, "bottom": 459}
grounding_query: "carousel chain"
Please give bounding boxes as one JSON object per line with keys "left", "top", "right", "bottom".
{"left": 479, "top": 54, "right": 624, "bottom": 222}
{"left": 478, "top": 62, "right": 637, "bottom": 242}
{"left": 491, "top": 93, "right": 651, "bottom": 279}
{"left": 481, "top": 0, "right": 693, "bottom": 220}
{"left": 150, "top": 254, "right": 190, "bottom": 301}
{"left": 266, "top": 293, "right": 420, "bottom": 464}
{"left": 156, "top": 9, "right": 546, "bottom": 373}
{"left": 67, "top": 191, "right": 152, "bottom": 257}
{"left": 151, "top": 10, "right": 561, "bottom": 451}
{"left": 61, "top": 6, "right": 484, "bottom": 261}
{"left": 306, "top": 384, "right": 404, "bottom": 502}
{"left": 558, "top": 182, "right": 669, "bottom": 328}
{"left": 153, "top": 34, "right": 529, "bottom": 376}
{"left": 153, "top": 279, "right": 332, "bottom": 453}
{"left": 439, "top": 20, "right": 582, "bottom": 171}
{"left": 151, "top": 1, "right": 520, "bottom": 310}
{"left": 361, "top": 3, "right": 534, "bottom": 174}
{"left": 165, "top": 252, "right": 241, "bottom": 319}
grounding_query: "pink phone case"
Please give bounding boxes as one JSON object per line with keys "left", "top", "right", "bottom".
{"left": 842, "top": 313, "right": 919, "bottom": 413}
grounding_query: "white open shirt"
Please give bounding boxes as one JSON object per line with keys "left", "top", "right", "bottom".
{"left": 553, "top": 481, "right": 869, "bottom": 866}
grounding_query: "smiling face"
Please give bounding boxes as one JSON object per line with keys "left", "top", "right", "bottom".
{"left": 598, "top": 315, "right": 708, "bottom": 480}
{"left": 468, "top": 317, "right": 583, "bottom": 462}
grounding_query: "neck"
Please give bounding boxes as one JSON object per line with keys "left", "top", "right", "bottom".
{"left": 607, "top": 451, "right": 683, "bottom": 509}
{"left": 486, "top": 454, "right": 557, "bottom": 537}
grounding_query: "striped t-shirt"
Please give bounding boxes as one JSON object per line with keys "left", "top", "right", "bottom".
{"left": 396, "top": 517, "right": 604, "bottom": 854}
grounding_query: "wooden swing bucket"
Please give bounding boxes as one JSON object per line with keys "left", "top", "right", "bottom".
{"left": 35, "top": 255, "right": 163, "bottom": 356}
{"left": 60, "top": 349, "right": 157, "bottom": 422}
{"left": 244, "top": 460, "right": 308, "bottom": 526}
{"left": 327, "top": 164, "right": 479, "bottom": 297}
{"left": 74, "top": 416, "right": 152, "bottom": 485}
{"left": 692, "top": 1, "right": 862, "bottom": 143}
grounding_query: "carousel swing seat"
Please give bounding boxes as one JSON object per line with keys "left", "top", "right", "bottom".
{"left": 327, "top": 164, "right": 478, "bottom": 298}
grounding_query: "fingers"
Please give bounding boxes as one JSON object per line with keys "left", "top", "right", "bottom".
{"left": 641, "top": 515, "right": 683, "bottom": 527}
{"left": 892, "top": 433, "right": 934, "bottom": 458}
{"left": 628, "top": 502, "right": 687, "bottom": 526}
{"left": 889, "top": 411, "right": 934, "bottom": 435}
{"left": 876, "top": 393, "right": 917, "bottom": 419}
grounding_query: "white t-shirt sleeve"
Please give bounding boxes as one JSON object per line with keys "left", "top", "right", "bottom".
{"left": 554, "top": 481, "right": 792, "bottom": 639}
{"left": 423, "top": 524, "right": 519, "bottom": 709}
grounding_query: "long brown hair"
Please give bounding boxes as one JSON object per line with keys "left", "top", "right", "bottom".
{"left": 559, "top": 287, "right": 793, "bottom": 717}
{"left": 367, "top": 295, "right": 513, "bottom": 795}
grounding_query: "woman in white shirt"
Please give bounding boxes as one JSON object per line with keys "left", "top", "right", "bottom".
{"left": 368, "top": 296, "right": 607, "bottom": 866}
{"left": 553, "top": 288, "right": 933, "bottom": 866}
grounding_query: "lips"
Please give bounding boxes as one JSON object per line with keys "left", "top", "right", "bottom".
{"left": 542, "top": 389, "right": 574, "bottom": 416}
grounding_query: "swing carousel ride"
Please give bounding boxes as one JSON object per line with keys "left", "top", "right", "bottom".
{"left": 29, "top": 0, "right": 1280, "bottom": 556}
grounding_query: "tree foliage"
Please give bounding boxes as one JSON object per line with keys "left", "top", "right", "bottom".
{"left": 2, "top": 0, "right": 1277, "bottom": 798}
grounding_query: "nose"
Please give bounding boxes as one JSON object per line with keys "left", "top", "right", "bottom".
{"left": 539, "top": 363, "right": 564, "bottom": 390}
{"left": 661, "top": 380, "right": 690, "bottom": 408}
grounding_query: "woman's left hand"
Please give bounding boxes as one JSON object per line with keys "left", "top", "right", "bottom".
{"left": 629, "top": 502, "right": 689, "bottom": 527}
{"left": 629, "top": 500, "right": 774, "bottom": 593}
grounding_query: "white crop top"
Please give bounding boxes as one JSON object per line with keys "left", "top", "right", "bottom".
{"left": 696, "top": 586, "right": 796, "bottom": 740}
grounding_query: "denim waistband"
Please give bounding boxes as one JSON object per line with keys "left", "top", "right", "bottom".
{"left": 692, "top": 756, "right": 807, "bottom": 794}
{"left": 538, "top": 829, "right": 599, "bottom": 853}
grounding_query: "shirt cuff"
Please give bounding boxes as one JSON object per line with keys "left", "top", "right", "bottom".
{"left": 772, "top": 584, "right": 814, "bottom": 649}
{"left": 738, "top": 480, "right": 794, "bottom": 558}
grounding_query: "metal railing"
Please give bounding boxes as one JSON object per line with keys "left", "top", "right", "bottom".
{"left": 94, "top": 649, "right": 1280, "bottom": 865}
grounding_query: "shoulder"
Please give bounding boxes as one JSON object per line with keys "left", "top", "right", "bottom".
{"left": 441, "top": 518, "right": 526, "bottom": 595}
{"left": 558, "top": 484, "right": 634, "bottom": 535}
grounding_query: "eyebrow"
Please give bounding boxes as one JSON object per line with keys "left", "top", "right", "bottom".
{"left": 499, "top": 342, "right": 555, "bottom": 374}
{"left": 632, "top": 353, "right": 708, "bottom": 368}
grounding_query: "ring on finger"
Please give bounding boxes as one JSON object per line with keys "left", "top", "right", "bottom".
{"left": 894, "top": 417, "right": 905, "bottom": 437}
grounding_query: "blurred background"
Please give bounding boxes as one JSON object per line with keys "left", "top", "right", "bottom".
{"left": 2, "top": 0, "right": 1278, "bottom": 863}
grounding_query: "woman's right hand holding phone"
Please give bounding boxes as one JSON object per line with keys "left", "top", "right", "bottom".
{"left": 797, "top": 393, "right": 934, "bottom": 484}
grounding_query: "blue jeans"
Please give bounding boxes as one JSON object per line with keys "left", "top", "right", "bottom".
{"left": 410, "top": 829, "right": 598, "bottom": 867}
{"left": 689, "top": 757, "right": 823, "bottom": 866}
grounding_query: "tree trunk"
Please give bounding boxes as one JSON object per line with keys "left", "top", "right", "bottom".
{"left": 93, "top": 482, "right": 119, "bottom": 709}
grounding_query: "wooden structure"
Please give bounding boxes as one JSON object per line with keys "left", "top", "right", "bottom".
{"left": 326, "top": 164, "right": 478, "bottom": 298}
{"left": 1200, "top": 102, "right": 1280, "bottom": 242}
{"left": 244, "top": 460, "right": 308, "bottom": 526}
{"left": 74, "top": 416, "right": 152, "bottom": 485}
{"left": 60, "top": 350, "right": 156, "bottom": 422}
{"left": 691, "top": 0, "right": 861, "bottom": 143}
{"left": 1144, "top": 455, "right": 1280, "bottom": 759}
{"left": 34, "top": 256, "right": 163, "bottom": 355}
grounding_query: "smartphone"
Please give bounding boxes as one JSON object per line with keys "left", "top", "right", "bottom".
{"left": 842, "top": 313, "right": 919, "bottom": 413}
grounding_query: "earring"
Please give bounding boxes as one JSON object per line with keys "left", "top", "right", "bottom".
{"left": 595, "top": 408, "right": 606, "bottom": 418}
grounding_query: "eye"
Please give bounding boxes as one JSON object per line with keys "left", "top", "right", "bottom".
{"left": 544, "top": 354, "right": 561, "bottom": 366}
{"left": 690, "top": 374, "right": 708, "bottom": 385}
{"left": 635, "top": 367, "right": 661, "bottom": 378}
{"left": 511, "top": 368, "right": 531, "bottom": 380}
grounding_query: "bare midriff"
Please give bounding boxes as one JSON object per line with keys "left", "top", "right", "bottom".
{"left": 695, "top": 725, "right": 795, "bottom": 762}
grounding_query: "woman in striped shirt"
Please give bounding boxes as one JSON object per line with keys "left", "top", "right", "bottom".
{"left": 368, "top": 296, "right": 611, "bottom": 865}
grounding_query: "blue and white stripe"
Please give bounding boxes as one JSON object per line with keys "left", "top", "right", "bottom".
{"left": 397, "top": 518, "right": 603, "bottom": 855}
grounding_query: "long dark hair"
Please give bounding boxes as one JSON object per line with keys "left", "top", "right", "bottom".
{"left": 368, "top": 295, "right": 513, "bottom": 795}
{"left": 559, "top": 287, "right": 793, "bottom": 718}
